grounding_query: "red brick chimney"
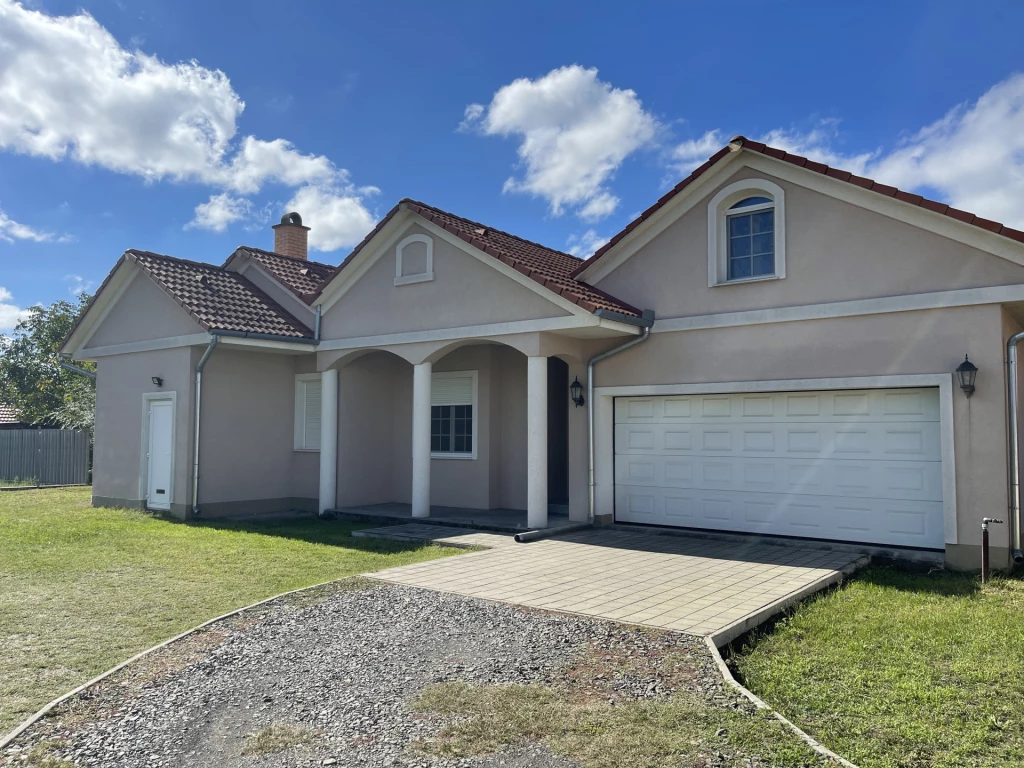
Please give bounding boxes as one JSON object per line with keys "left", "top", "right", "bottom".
{"left": 272, "top": 212, "right": 311, "bottom": 260}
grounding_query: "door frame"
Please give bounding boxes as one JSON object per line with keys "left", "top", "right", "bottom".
{"left": 594, "top": 374, "right": 957, "bottom": 546}
{"left": 140, "top": 391, "right": 177, "bottom": 510}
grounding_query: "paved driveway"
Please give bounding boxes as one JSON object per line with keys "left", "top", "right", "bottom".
{"left": 368, "top": 526, "right": 866, "bottom": 646}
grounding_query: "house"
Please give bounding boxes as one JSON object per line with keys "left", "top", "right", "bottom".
{"left": 60, "top": 136, "right": 1024, "bottom": 571}
{"left": 0, "top": 403, "right": 31, "bottom": 430}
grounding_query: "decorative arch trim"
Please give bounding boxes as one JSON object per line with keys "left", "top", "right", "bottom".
{"left": 395, "top": 234, "right": 434, "bottom": 286}
{"left": 707, "top": 178, "right": 786, "bottom": 287}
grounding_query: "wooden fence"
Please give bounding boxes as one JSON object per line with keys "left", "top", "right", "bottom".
{"left": 0, "top": 429, "right": 91, "bottom": 486}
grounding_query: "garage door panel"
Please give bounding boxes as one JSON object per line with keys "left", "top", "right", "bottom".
{"left": 615, "top": 484, "right": 943, "bottom": 548}
{"left": 614, "top": 388, "right": 943, "bottom": 549}
{"left": 615, "top": 388, "right": 941, "bottom": 424}
{"left": 615, "top": 454, "right": 941, "bottom": 501}
{"left": 616, "top": 422, "right": 941, "bottom": 462}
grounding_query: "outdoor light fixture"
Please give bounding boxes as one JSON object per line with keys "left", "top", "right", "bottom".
{"left": 151, "top": 377, "right": 163, "bottom": 388}
{"left": 956, "top": 355, "right": 977, "bottom": 398}
{"left": 570, "top": 376, "right": 585, "bottom": 408}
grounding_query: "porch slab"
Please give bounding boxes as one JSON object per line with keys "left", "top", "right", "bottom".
{"left": 368, "top": 528, "right": 868, "bottom": 647}
{"left": 352, "top": 523, "right": 517, "bottom": 549}
{"left": 330, "top": 502, "right": 572, "bottom": 533}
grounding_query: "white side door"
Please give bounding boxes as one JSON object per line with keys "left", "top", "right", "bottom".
{"left": 146, "top": 399, "right": 174, "bottom": 511}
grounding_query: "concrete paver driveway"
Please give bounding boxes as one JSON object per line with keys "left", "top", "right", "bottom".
{"left": 369, "top": 526, "right": 867, "bottom": 646}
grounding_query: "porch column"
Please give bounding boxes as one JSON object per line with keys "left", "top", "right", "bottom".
{"left": 412, "top": 361, "right": 432, "bottom": 518}
{"left": 318, "top": 368, "right": 339, "bottom": 515}
{"left": 527, "top": 355, "right": 548, "bottom": 528}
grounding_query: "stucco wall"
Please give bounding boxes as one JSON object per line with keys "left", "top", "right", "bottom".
{"left": 92, "top": 345, "right": 197, "bottom": 516}
{"left": 593, "top": 165, "right": 1024, "bottom": 319}
{"left": 331, "top": 343, "right": 531, "bottom": 511}
{"left": 197, "top": 348, "right": 318, "bottom": 513}
{"left": 319, "top": 223, "right": 570, "bottom": 340}
{"left": 591, "top": 304, "right": 1009, "bottom": 565}
{"left": 86, "top": 271, "right": 205, "bottom": 349}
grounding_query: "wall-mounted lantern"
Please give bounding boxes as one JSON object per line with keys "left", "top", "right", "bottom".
{"left": 151, "top": 376, "right": 164, "bottom": 388}
{"left": 956, "top": 355, "right": 977, "bottom": 398}
{"left": 570, "top": 376, "right": 585, "bottom": 408}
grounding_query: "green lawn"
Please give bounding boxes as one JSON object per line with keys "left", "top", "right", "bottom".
{"left": 734, "top": 565, "right": 1024, "bottom": 768}
{"left": 0, "top": 487, "right": 459, "bottom": 734}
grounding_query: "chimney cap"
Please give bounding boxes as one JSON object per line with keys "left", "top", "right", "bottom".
{"left": 274, "top": 211, "right": 309, "bottom": 230}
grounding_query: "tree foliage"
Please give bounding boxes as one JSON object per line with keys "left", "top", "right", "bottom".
{"left": 0, "top": 295, "right": 96, "bottom": 431}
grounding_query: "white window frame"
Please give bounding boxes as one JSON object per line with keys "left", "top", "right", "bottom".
{"left": 294, "top": 372, "right": 323, "bottom": 452}
{"left": 430, "top": 369, "right": 478, "bottom": 460}
{"left": 708, "top": 178, "right": 786, "bottom": 287}
{"left": 395, "top": 234, "right": 434, "bottom": 286}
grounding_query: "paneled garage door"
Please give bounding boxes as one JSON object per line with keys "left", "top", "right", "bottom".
{"left": 614, "top": 388, "right": 944, "bottom": 549}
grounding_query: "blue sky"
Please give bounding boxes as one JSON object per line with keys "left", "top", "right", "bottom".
{"left": 2, "top": 0, "right": 1024, "bottom": 330}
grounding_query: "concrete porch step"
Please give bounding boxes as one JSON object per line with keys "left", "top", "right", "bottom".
{"left": 352, "top": 523, "right": 516, "bottom": 549}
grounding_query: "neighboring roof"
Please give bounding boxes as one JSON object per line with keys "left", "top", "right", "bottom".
{"left": 230, "top": 246, "right": 336, "bottom": 304}
{"left": 573, "top": 136, "right": 1024, "bottom": 277}
{"left": 123, "top": 250, "right": 313, "bottom": 338}
{"left": 316, "top": 198, "right": 642, "bottom": 318}
{"left": 0, "top": 403, "right": 21, "bottom": 425}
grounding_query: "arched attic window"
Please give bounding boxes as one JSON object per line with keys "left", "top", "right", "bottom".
{"left": 707, "top": 179, "right": 786, "bottom": 287}
{"left": 395, "top": 234, "right": 434, "bottom": 286}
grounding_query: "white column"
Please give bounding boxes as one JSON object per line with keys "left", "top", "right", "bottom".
{"left": 527, "top": 355, "right": 549, "bottom": 529}
{"left": 412, "top": 361, "right": 432, "bottom": 518}
{"left": 318, "top": 368, "right": 339, "bottom": 515}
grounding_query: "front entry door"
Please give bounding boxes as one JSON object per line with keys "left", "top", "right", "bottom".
{"left": 146, "top": 400, "right": 173, "bottom": 511}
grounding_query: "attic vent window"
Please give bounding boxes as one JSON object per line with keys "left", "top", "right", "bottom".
{"left": 394, "top": 233, "right": 435, "bottom": 286}
{"left": 473, "top": 227, "right": 489, "bottom": 236}
{"left": 195, "top": 274, "right": 210, "bottom": 286}
{"left": 299, "top": 267, "right": 310, "bottom": 276}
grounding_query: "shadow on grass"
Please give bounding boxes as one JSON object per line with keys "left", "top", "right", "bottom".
{"left": 178, "top": 515, "right": 434, "bottom": 556}
{"left": 854, "top": 563, "right": 982, "bottom": 597}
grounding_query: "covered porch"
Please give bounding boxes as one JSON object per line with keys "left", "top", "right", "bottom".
{"left": 313, "top": 332, "right": 619, "bottom": 529}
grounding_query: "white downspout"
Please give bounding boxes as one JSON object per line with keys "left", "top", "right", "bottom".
{"left": 587, "top": 312, "right": 655, "bottom": 521}
{"left": 1006, "top": 331, "right": 1024, "bottom": 565}
{"left": 191, "top": 336, "right": 219, "bottom": 517}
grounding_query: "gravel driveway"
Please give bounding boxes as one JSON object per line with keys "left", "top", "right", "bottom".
{"left": 2, "top": 579, "right": 815, "bottom": 768}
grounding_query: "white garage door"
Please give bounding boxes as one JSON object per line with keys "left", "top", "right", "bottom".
{"left": 614, "top": 388, "right": 944, "bottom": 549}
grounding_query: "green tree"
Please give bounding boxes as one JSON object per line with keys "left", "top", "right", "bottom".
{"left": 0, "top": 294, "right": 96, "bottom": 431}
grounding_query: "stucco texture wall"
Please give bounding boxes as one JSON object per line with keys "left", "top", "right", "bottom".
{"left": 86, "top": 271, "right": 205, "bottom": 350}
{"left": 319, "top": 223, "right": 570, "bottom": 340}
{"left": 592, "top": 304, "right": 1011, "bottom": 566}
{"left": 92, "top": 345, "right": 197, "bottom": 516}
{"left": 593, "top": 165, "right": 1024, "bottom": 320}
{"left": 198, "top": 348, "right": 319, "bottom": 514}
{"left": 332, "top": 343, "right": 530, "bottom": 511}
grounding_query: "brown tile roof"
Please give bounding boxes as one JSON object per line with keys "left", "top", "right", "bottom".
{"left": 126, "top": 250, "right": 313, "bottom": 338}
{"left": 0, "top": 403, "right": 21, "bottom": 424}
{"left": 315, "top": 199, "right": 641, "bottom": 317}
{"left": 231, "top": 246, "right": 336, "bottom": 304}
{"left": 573, "top": 136, "right": 1024, "bottom": 277}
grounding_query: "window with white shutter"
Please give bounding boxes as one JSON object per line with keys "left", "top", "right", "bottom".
{"left": 294, "top": 373, "right": 323, "bottom": 451}
{"left": 431, "top": 370, "right": 478, "bottom": 459}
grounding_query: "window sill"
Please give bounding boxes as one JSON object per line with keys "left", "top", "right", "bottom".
{"left": 395, "top": 272, "right": 434, "bottom": 286}
{"left": 711, "top": 273, "right": 782, "bottom": 287}
{"left": 430, "top": 452, "right": 476, "bottom": 460}
{"left": 293, "top": 448, "right": 321, "bottom": 453}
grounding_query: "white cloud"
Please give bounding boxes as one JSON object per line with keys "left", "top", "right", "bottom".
{"left": 566, "top": 229, "right": 610, "bottom": 258}
{"left": 0, "top": 204, "right": 68, "bottom": 243}
{"left": 186, "top": 193, "right": 252, "bottom": 232}
{"left": 0, "top": 287, "right": 30, "bottom": 333}
{"left": 286, "top": 181, "right": 377, "bottom": 253}
{"left": 669, "top": 129, "right": 725, "bottom": 174}
{"left": 465, "top": 65, "right": 659, "bottom": 221}
{"left": 0, "top": 0, "right": 378, "bottom": 247}
{"left": 868, "top": 74, "right": 1024, "bottom": 227}
{"left": 65, "top": 274, "right": 95, "bottom": 297}
{"left": 664, "top": 74, "right": 1024, "bottom": 230}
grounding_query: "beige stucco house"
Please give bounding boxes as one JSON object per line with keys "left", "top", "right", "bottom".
{"left": 61, "top": 136, "right": 1024, "bottom": 571}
